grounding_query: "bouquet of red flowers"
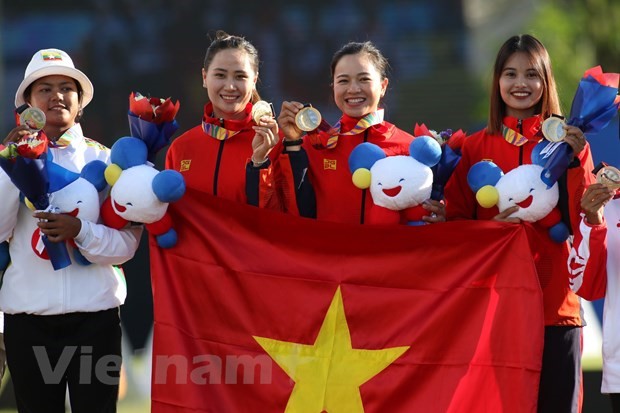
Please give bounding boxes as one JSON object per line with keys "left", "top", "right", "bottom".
{"left": 128, "top": 92, "right": 180, "bottom": 162}
{"left": 0, "top": 133, "right": 50, "bottom": 209}
{"left": 414, "top": 123, "right": 466, "bottom": 200}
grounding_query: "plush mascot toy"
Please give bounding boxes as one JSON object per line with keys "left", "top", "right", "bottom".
{"left": 100, "top": 136, "right": 185, "bottom": 248}
{"left": 348, "top": 136, "right": 441, "bottom": 225}
{"left": 1, "top": 135, "right": 107, "bottom": 269}
{"left": 467, "top": 142, "right": 569, "bottom": 242}
{"left": 27, "top": 157, "right": 108, "bottom": 266}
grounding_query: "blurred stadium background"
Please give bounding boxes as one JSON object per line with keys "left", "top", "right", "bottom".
{"left": 0, "top": 0, "right": 618, "bottom": 411}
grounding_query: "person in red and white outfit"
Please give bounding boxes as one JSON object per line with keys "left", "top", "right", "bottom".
{"left": 570, "top": 180, "right": 620, "bottom": 412}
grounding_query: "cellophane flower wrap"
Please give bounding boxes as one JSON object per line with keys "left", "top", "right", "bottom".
{"left": 128, "top": 92, "right": 180, "bottom": 162}
{"left": 540, "top": 66, "right": 620, "bottom": 187}
{"left": 0, "top": 133, "right": 71, "bottom": 270}
{"left": 414, "top": 123, "right": 465, "bottom": 200}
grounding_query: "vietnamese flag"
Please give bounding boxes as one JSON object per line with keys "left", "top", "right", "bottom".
{"left": 150, "top": 189, "right": 544, "bottom": 413}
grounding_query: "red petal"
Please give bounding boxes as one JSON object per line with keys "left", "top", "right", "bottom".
{"left": 413, "top": 123, "right": 431, "bottom": 137}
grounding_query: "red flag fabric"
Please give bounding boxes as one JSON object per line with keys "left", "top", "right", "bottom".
{"left": 150, "top": 189, "right": 544, "bottom": 413}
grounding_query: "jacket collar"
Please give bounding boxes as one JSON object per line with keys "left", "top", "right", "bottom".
{"left": 202, "top": 102, "right": 252, "bottom": 132}
{"left": 502, "top": 114, "right": 543, "bottom": 142}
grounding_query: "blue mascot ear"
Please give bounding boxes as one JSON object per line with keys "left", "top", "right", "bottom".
{"left": 46, "top": 160, "right": 80, "bottom": 193}
{"left": 467, "top": 161, "right": 503, "bottom": 192}
{"left": 110, "top": 137, "right": 148, "bottom": 169}
{"left": 153, "top": 170, "right": 186, "bottom": 203}
{"left": 410, "top": 136, "right": 441, "bottom": 167}
{"left": 81, "top": 160, "right": 108, "bottom": 192}
{"left": 348, "top": 142, "right": 386, "bottom": 173}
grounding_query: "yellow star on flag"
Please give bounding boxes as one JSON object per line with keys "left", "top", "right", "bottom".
{"left": 254, "top": 287, "right": 410, "bottom": 413}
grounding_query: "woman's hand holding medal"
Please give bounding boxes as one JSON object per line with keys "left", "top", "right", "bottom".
{"left": 541, "top": 116, "right": 586, "bottom": 157}
{"left": 277, "top": 101, "right": 305, "bottom": 142}
{"left": 251, "top": 101, "right": 279, "bottom": 166}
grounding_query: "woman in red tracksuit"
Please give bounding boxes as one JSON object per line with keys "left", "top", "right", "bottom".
{"left": 166, "top": 31, "right": 281, "bottom": 208}
{"left": 276, "top": 41, "right": 446, "bottom": 224}
{"left": 444, "top": 34, "right": 596, "bottom": 413}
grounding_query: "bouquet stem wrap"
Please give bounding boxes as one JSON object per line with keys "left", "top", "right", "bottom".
{"left": 540, "top": 66, "right": 620, "bottom": 188}
{"left": 414, "top": 124, "right": 465, "bottom": 201}
{"left": 0, "top": 152, "right": 71, "bottom": 270}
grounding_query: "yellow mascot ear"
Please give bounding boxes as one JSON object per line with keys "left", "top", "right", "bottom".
{"left": 476, "top": 185, "right": 499, "bottom": 208}
{"left": 24, "top": 198, "right": 35, "bottom": 211}
{"left": 352, "top": 168, "right": 372, "bottom": 189}
{"left": 105, "top": 164, "right": 123, "bottom": 186}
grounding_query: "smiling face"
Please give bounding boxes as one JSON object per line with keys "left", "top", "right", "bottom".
{"left": 27, "top": 75, "right": 81, "bottom": 138}
{"left": 111, "top": 166, "right": 167, "bottom": 223}
{"left": 332, "top": 53, "right": 388, "bottom": 118}
{"left": 496, "top": 164, "right": 558, "bottom": 222}
{"left": 202, "top": 48, "right": 257, "bottom": 121}
{"left": 499, "top": 52, "right": 544, "bottom": 119}
{"left": 369, "top": 156, "right": 433, "bottom": 210}
{"left": 49, "top": 177, "right": 100, "bottom": 223}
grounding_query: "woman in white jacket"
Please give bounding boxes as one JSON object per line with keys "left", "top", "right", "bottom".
{"left": 0, "top": 48, "right": 142, "bottom": 413}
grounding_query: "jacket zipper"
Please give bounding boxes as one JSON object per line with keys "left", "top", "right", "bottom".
{"left": 360, "top": 129, "right": 370, "bottom": 225}
{"left": 213, "top": 118, "right": 226, "bottom": 196}
{"left": 517, "top": 119, "right": 524, "bottom": 165}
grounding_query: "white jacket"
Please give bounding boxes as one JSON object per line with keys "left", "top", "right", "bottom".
{"left": 603, "top": 198, "right": 620, "bottom": 393}
{"left": 0, "top": 124, "right": 142, "bottom": 315}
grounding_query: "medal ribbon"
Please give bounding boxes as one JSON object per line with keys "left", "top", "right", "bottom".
{"left": 48, "top": 127, "right": 81, "bottom": 148}
{"left": 323, "top": 110, "right": 385, "bottom": 149}
{"left": 202, "top": 121, "right": 241, "bottom": 141}
{"left": 501, "top": 125, "right": 529, "bottom": 147}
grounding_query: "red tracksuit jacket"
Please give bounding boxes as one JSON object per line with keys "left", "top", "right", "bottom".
{"left": 445, "top": 115, "right": 596, "bottom": 326}
{"left": 166, "top": 102, "right": 282, "bottom": 209}
{"left": 277, "top": 113, "right": 414, "bottom": 224}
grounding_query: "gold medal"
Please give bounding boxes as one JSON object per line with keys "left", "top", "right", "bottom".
{"left": 20, "top": 107, "right": 46, "bottom": 132}
{"left": 597, "top": 165, "right": 620, "bottom": 190}
{"left": 542, "top": 117, "right": 567, "bottom": 142}
{"left": 251, "top": 101, "right": 274, "bottom": 124}
{"left": 295, "top": 105, "right": 322, "bottom": 132}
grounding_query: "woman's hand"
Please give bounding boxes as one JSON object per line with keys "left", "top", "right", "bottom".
{"left": 563, "top": 125, "right": 587, "bottom": 158}
{"left": 422, "top": 199, "right": 446, "bottom": 224}
{"left": 277, "top": 101, "right": 305, "bottom": 142}
{"left": 3, "top": 125, "right": 32, "bottom": 145}
{"left": 33, "top": 211, "right": 82, "bottom": 242}
{"left": 580, "top": 183, "right": 614, "bottom": 225}
{"left": 251, "top": 116, "right": 279, "bottom": 166}
{"left": 493, "top": 206, "right": 522, "bottom": 223}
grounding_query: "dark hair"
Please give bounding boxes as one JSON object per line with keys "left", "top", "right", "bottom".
{"left": 488, "top": 34, "right": 561, "bottom": 134}
{"left": 330, "top": 41, "right": 390, "bottom": 82}
{"left": 203, "top": 30, "right": 261, "bottom": 103}
{"left": 23, "top": 78, "right": 85, "bottom": 122}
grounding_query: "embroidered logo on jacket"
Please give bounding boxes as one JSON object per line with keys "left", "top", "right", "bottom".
{"left": 324, "top": 159, "right": 337, "bottom": 170}
{"left": 180, "top": 160, "right": 191, "bottom": 172}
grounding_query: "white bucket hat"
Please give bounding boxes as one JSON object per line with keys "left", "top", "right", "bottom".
{"left": 14, "top": 48, "right": 94, "bottom": 108}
